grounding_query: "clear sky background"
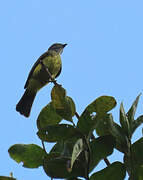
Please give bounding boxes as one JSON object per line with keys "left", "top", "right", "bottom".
{"left": 1, "top": 0, "right": 143, "bottom": 180}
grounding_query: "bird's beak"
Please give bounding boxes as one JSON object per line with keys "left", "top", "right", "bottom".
{"left": 63, "top": 44, "right": 67, "bottom": 48}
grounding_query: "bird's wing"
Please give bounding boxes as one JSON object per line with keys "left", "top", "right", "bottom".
{"left": 24, "top": 51, "right": 49, "bottom": 89}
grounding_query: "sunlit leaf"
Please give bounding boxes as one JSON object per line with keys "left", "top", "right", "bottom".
{"left": 90, "top": 162, "right": 126, "bottom": 180}
{"left": 8, "top": 144, "right": 45, "bottom": 168}
{"left": 51, "top": 85, "right": 76, "bottom": 121}
{"left": 87, "top": 96, "right": 116, "bottom": 115}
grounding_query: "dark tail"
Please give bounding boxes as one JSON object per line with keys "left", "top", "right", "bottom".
{"left": 16, "top": 90, "right": 36, "bottom": 117}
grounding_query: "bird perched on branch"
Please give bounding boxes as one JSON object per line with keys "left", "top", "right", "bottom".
{"left": 16, "top": 43, "right": 67, "bottom": 117}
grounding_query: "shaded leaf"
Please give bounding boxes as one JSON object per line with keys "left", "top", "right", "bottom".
{"left": 107, "top": 114, "right": 129, "bottom": 153}
{"left": 77, "top": 109, "right": 98, "bottom": 135}
{"left": 89, "top": 135, "right": 115, "bottom": 171}
{"left": 87, "top": 96, "right": 116, "bottom": 115}
{"left": 37, "top": 102, "right": 62, "bottom": 129}
{"left": 131, "top": 115, "right": 143, "bottom": 136}
{"left": 120, "top": 102, "right": 130, "bottom": 137}
{"left": 136, "top": 165, "right": 143, "bottom": 180}
{"left": 37, "top": 124, "right": 82, "bottom": 142}
{"left": 127, "top": 93, "right": 141, "bottom": 124}
{"left": 70, "top": 139, "right": 83, "bottom": 171}
{"left": 124, "top": 137, "right": 143, "bottom": 179}
{"left": 95, "top": 113, "right": 112, "bottom": 136}
{"left": 90, "top": 162, "right": 126, "bottom": 180}
{"left": 43, "top": 153, "right": 86, "bottom": 179}
{"left": 0, "top": 177, "right": 16, "bottom": 180}
{"left": 8, "top": 144, "right": 45, "bottom": 168}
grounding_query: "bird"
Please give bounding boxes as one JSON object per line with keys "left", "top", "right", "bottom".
{"left": 16, "top": 43, "right": 67, "bottom": 117}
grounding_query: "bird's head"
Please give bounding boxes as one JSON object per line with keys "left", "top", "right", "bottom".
{"left": 48, "top": 43, "right": 67, "bottom": 54}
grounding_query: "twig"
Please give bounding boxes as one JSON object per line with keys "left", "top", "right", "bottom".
{"left": 104, "top": 158, "right": 110, "bottom": 166}
{"left": 40, "top": 60, "right": 59, "bottom": 86}
{"left": 75, "top": 112, "right": 80, "bottom": 119}
{"left": 41, "top": 140, "right": 47, "bottom": 154}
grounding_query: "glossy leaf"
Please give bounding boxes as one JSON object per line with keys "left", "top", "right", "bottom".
{"left": 37, "top": 102, "right": 62, "bottom": 129}
{"left": 89, "top": 135, "right": 115, "bottom": 171}
{"left": 87, "top": 96, "right": 116, "bottom": 115}
{"left": 126, "top": 93, "right": 141, "bottom": 124}
{"left": 8, "top": 144, "right": 45, "bottom": 168}
{"left": 90, "top": 162, "right": 126, "bottom": 180}
{"left": 70, "top": 139, "right": 83, "bottom": 171}
{"left": 37, "top": 124, "right": 82, "bottom": 142}
{"left": 120, "top": 102, "right": 130, "bottom": 137}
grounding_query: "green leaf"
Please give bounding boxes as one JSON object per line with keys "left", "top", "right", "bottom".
{"left": 131, "top": 115, "right": 143, "bottom": 136}
{"left": 137, "top": 165, "right": 143, "bottom": 180}
{"left": 0, "top": 177, "right": 16, "bottom": 180}
{"left": 90, "top": 162, "right": 126, "bottom": 180}
{"left": 8, "top": 144, "right": 45, "bottom": 168}
{"left": 43, "top": 153, "right": 86, "bottom": 179}
{"left": 37, "top": 102, "right": 62, "bottom": 129}
{"left": 89, "top": 135, "right": 115, "bottom": 171}
{"left": 37, "top": 124, "right": 82, "bottom": 142}
{"left": 51, "top": 85, "right": 66, "bottom": 106}
{"left": 95, "top": 113, "right": 112, "bottom": 136}
{"left": 87, "top": 96, "right": 117, "bottom": 115}
{"left": 77, "top": 109, "right": 99, "bottom": 135}
{"left": 120, "top": 102, "right": 130, "bottom": 137}
{"left": 124, "top": 137, "right": 143, "bottom": 179}
{"left": 77, "top": 96, "right": 116, "bottom": 135}
{"left": 70, "top": 139, "right": 84, "bottom": 171}
{"left": 51, "top": 85, "right": 76, "bottom": 121}
{"left": 127, "top": 93, "right": 141, "bottom": 124}
{"left": 107, "top": 114, "right": 129, "bottom": 153}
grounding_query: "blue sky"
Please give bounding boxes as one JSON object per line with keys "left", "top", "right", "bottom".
{"left": 1, "top": 0, "right": 143, "bottom": 179}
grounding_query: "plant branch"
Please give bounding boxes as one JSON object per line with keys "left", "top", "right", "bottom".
{"left": 104, "top": 158, "right": 110, "bottom": 166}
{"left": 75, "top": 112, "right": 80, "bottom": 119}
{"left": 40, "top": 60, "right": 60, "bottom": 86}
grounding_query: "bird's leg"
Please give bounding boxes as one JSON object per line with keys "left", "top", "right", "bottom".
{"left": 40, "top": 60, "right": 60, "bottom": 86}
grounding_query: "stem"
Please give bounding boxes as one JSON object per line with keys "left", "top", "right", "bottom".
{"left": 128, "top": 139, "right": 134, "bottom": 180}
